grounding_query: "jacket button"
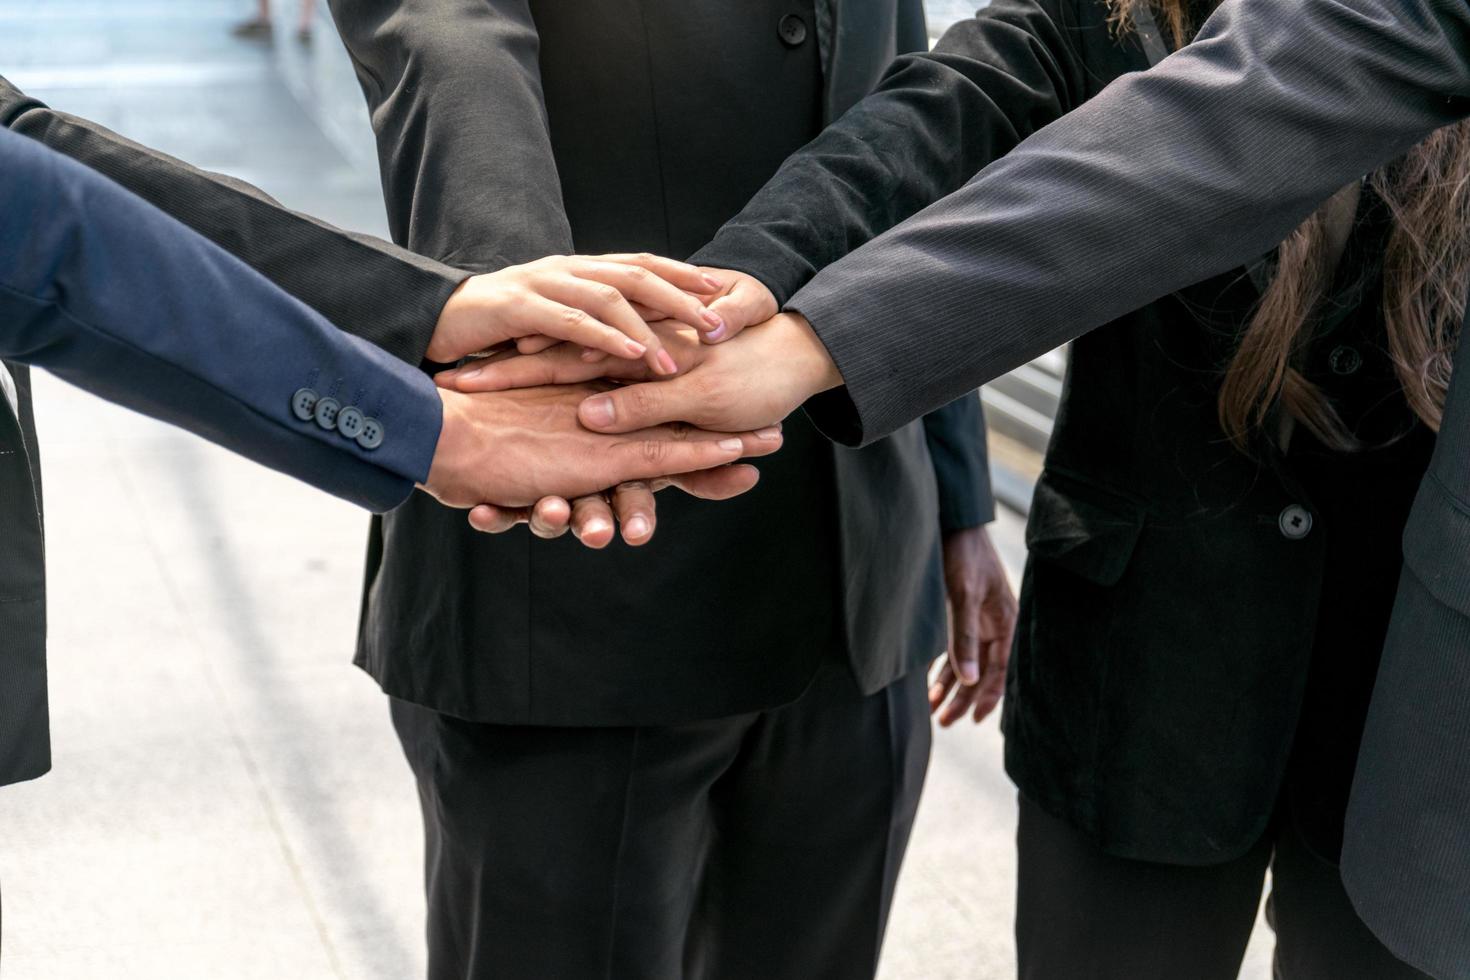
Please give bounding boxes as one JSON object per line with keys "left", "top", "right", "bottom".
{"left": 291, "top": 387, "right": 319, "bottom": 421}
{"left": 1329, "top": 344, "right": 1362, "bottom": 376}
{"left": 778, "top": 14, "right": 807, "bottom": 46}
{"left": 1279, "top": 504, "right": 1313, "bottom": 540}
{"left": 336, "top": 406, "right": 366, "bottom": 439}
{"left": 356, "top": 417, "right": 384, "bottom": 450}
{"left": 314, "top": 396, "right": 341, "bottom": 431}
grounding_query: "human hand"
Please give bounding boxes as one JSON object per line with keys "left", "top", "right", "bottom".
{"left": 461, "top": 465, "right": 763, "bottom": 548}
{"left": 687, "top": 266, "right": 778, "bottom": 344}
{"left": 428, "top": 253, "right": 727, "bottom": 373}
{"left": 929, "top": 525, "right": 1017, "bottom": 727}
{"left": 419, "top": 385, "right": 783, "bottom": 517}
{"left": 436, "top": 328, "right": 772, "bottom": 545}
{"left": 437, "top": 313, "right": 842, "bottom": 435}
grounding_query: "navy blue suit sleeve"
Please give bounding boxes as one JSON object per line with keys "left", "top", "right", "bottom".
{"left": 0, "top": 128, "right": 442, "bottom": 512}
{"left": 921, "top": 394, "right": 994, "bottom": 531}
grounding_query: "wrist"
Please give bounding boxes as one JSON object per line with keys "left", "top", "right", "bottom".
{"left": 421, "top": 389, "right": 477, "bottom": 503}
{"left": 428, "top": 274, "right": 505, "bottom": 363}
{"left": 775, "top": 312, "right": 843, "bottom": 398}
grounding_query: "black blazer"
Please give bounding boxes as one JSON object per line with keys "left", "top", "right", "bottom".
{"left": 695, "top": 0, "right": 1432, "bottom": 863}
{"left": 0, "top": 363, "right": 46, "bottom": 786}
{"left": 329, "top": 0, "right": 993, "bottom": 726}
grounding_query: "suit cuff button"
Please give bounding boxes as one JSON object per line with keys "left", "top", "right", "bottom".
{"left": 313, "top": 396, "right": 342, "bottom": 431}
{"left": 337, "top": 406, "right": 366, "bottom": 439}
{"left": 291, "top": 387, "right": 319, "bottom": 421}
{"left": 356, "top": 417, "right": 384, "bottom": 450}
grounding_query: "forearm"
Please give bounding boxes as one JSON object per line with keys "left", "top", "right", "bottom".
{"left": 692, "top": 0, "right": 1090, "bottom": 303}
{"left": 327, "top": 0, "right": 573, "bottom": 264}
{"left": 0, "top": 78, "right": 464, "bottom": 367}
{"left": 792, "top": 0, "right": 1470, "bottom": 444}
{"left": 0, "top": 131, "right": 441, "bottom": 512}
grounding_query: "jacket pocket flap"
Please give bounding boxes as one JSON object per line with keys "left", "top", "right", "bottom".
{"left": 1025, "top": 472, "right": 1145, "bottom": 587}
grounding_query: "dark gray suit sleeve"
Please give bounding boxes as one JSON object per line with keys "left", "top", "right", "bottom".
{"left": 327, "top": 0, "right": 574, "bottom": 265}
{"left": 0, "top": 77, "right": 466, "bottom": 368}
{"left": 786, "top": 0, "right": 1470, "bottom": 445}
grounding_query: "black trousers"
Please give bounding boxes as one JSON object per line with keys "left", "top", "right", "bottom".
{"left": 1014, "top": 794, "right": 1431, "bottom": 979}
{"left": 390, "top": 661, "right": 932, "bottom": 980}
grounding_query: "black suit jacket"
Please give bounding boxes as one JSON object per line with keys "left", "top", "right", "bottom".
{"left": 707, "top": 0, "right": 1470, "bottom": 972}
{"left": 329, "top": 0, "right": 993, "bottom": 726}
{"left": 0, "top": 363, "right": 46, "bottom": 785}
{"left": 699, "top": 0, "right": 1397, "bottom": 866}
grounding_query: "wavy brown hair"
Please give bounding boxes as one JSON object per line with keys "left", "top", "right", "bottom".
{"left": 1113, "top": 0, "right": 1470, "bottom": 452}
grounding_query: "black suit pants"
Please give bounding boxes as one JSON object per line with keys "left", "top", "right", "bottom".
{"left": 390, "top": 660, "right": 931, "bottom": 980}
{"left": 1014, "top": 794, "right": 1429, "bottom": 979}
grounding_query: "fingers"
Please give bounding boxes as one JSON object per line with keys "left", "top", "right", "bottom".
{"left": 610, "top": 481, "right": 657, "bottom": 545}
{"left": 662, "top": 464, "right": 761, "bottom": 500}
{"left": 601, "top": 425, "right": 784, "bottom": 486}
{"left": 928, "top": 659, "right": 958, "bottom": 716}
{"left": 528, "top": 496, "right": 574, "bottom": 540}
{"left": 516, "top": 335, "right": 561, "bottom": 355}
{"left": 467, "top": 503, "right": 530, "bottom": 534}
{"left": 568, "top": 494, "right": 616, "bottom": 548}
{"left": 704, "top": 274, "right": 778, "bottom": 344}
{"left": 593, "top": 252, "right": 725, "bottom": 296}
{"left": 950, "top": 594, "right": 984, "bottom": 688}
{"left": 435, "top": 345, "right": 616, "bottom": 392}
{"left": 577, "top": 259, "right": 725, "bottom": 340}
{"left": 521, "top": 293, "right": 671, "bottom": 374}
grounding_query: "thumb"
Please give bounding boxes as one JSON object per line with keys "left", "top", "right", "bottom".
{"left": 579, "top": 380, "right": 682, "bottom": 433}
{"left": 704, "top": 276, "right": 777, "bottom": 344}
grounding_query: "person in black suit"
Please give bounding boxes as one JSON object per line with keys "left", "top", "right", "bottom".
{"left": 319, "top": 1, "right": 1009, "bottom": 976}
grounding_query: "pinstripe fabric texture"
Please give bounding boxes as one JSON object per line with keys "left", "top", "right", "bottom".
{"left": 1341, "top": 316, "right": 1470, "bottom": 979}
{"left": 786, "top": 0, "right": 1470, "bottom": 445}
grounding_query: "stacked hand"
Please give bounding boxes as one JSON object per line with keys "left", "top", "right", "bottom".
{"left": 415, "top": 258, "right": 817, "bottom": 544}
{"left": 435, "top": 266, "right": 842, "bottom": 543}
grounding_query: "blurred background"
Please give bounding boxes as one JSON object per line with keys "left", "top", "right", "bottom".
{"left": 0, "top": 3, "right": 1269, "bottom": 978}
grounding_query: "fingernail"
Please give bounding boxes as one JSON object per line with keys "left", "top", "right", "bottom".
{"left": 718, "top": 438, "right": 744, "bottom": 452}
{"left": 582, "top": 396, "right": 615, "bottom": 427}
{"left": 700, "top": 308, "right": 724, "bottom": 329}
{"left": 625, "top": 339, "right": 647, "bottom": 357}
{"left": 457, "top": 365, "right": 482, "bottom": 381}
{"left": 581, "top": 348, "right": 601, "bottom": 362}
{"left": 702, "top": 273, "right": 724, "bottom": 290}
{"left": 756, "top": 426, "right": 782, "bottom": 441}
{"left": 960, "top": 663, "right": 980, "bottom": 685}
{"left": 705, "top": 325, "right": 727, "bottom": 343}
{"left": 656, "top": 349, "right": 679, "bottom": 375}
{"left": 584, "top": 518, "right": 611, "bottom": 538}
{"left": 625, "top": 516, "right": 649, "bottom": 539}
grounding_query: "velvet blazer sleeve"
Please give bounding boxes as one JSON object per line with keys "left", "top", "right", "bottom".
{"left": 0, "top": 128, "right": 442, "bottom": 512}
{"left": 0, "top": 77, "right": 466, "bottom": 368}
{"left": 785, "top": 0, "right": 1470, "bottom": 444}
{"left": 689, "top": 0, "right": 1090, "bottom": 523}
{"left": 691, "top": 0, "right": 1093, "bottom": 307}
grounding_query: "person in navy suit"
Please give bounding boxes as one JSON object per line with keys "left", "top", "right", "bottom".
{"left": 0, "top": 126, "right": 780, "bottom": 794}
